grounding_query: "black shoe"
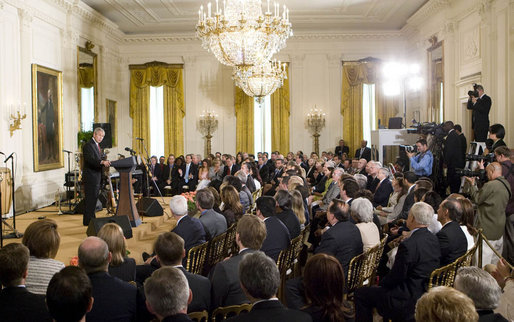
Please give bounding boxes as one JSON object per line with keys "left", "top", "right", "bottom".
{"left": 142, "top": 252, "right": 151, "bottom": 262}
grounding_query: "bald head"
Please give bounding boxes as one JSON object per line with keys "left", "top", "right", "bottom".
{"left": 78, "top": 236, "right": 110, "bottom": 274}
{"left": 486, "top": 162, "right": 502, "bottom": 180}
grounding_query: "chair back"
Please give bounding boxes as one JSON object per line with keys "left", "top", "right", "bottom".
{"left": 428, "top": 242, "right": 478, "bottom": 289}
{"left": 212, "top": 303, "right": 253, "bottom": 322}
{"left": 186, "top": 241, "right": 209, "bottom": 275}
{"left": 188, "top": 310, "right": 208, "bottom": 322}
{"left": 204, "top": 230, "right": 228, "bottom": 275}
{"left": 224, "top": 223, "right": 238, "bottom": 257}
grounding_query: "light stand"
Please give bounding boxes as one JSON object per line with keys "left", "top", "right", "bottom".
{"left": 61, "top": 150, "right": 75, "bottom": 214}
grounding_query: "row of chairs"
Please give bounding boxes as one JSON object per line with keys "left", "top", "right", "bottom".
{"left": 188, "top": 304, "right": 253, "bottom": 322}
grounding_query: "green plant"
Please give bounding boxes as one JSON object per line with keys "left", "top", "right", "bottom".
{"left": 77, "top": 130, "right": 93, "bottom": 148}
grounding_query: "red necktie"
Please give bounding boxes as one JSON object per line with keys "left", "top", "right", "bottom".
{"left": 227, "top": 167, "right": 231, "bottom": 175}
{"left": 97, "top": 144, "right": 101, "bottom": 155}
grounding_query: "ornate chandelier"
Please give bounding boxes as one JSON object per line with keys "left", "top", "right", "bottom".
{"left": 233, "top": 60, "right": 287, "bottom": 100}
{"left": 196, "top": 0, "right": 292, "bottom": 69}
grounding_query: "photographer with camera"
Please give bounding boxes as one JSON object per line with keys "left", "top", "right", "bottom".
{"left": 466, "top": 84, "right": 492, "bottom": 142}
{"left": 463, "top": 162, "right": 511, "bottom": 265}
{"left": 443, "top": 121, "right": 465, "bottom": 194}
{"left": 486, "top": 123, "right": 507, "bottom": 154}
{"left": 406, "top": 139, "right": 433, "bottom": 177}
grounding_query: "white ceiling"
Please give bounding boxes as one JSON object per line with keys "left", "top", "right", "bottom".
{"left": 82, "top": 0, "right": 428, "bottom": 35}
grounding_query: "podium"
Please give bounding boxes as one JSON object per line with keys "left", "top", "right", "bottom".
{"left": 110, "top": 157, "right": 141, "bottom": 227}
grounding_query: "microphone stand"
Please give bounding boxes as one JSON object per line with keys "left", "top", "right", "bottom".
{"left": 138, "top": 139, "right": 165, "bottom": 203}
{"left": 3, "top": 153, "right": 22, "bottom": 239}
{"left": 61, "top": 150, "right": 74, "bottom": 214}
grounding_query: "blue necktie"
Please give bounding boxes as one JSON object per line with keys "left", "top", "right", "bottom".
{"left": 185, "top": 164, "right": 190, "bottom": 183}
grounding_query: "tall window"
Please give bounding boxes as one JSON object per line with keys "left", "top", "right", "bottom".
{"left": 362, "top": 84, "right": 376, "bottom": 143}
{"left": 81, "top": 87, "right": 94, "bottom": 131}
{"left": 254, "top": 96, "right": 272, "bottom": 155}
{"left": 149, "top": 86, "right": 164, "bottom": 157}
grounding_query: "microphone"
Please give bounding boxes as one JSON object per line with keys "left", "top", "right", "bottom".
{"left": 125, "top": 147, "right": 136, "bottom": 154}
{"left": 62, "top": 149, "right": 72, "bottom": 153}
{"left": 5, "top": 152, "right": 14, "bottom": 162}
{"left": 135, "top": 137, "right": 144, "bottom": 141}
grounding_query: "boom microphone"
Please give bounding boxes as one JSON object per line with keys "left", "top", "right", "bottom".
{"left": 125, "top": 147, "right": 136, "bottom": 154}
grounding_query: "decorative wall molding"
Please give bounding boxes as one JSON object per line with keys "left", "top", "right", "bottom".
{"left": 406, "top": 0, "right": 451, "bottom": 27}
{"left": 17, "top": 7, "right": 33, "bottom": 29}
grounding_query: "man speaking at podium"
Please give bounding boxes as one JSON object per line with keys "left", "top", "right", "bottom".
{"left": 82, "top": 127, "right": 110, "bottom": 226}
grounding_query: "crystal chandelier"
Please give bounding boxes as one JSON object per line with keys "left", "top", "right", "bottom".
{"left": 196, "top": 0, "right": 292, "bottom": 69}
{"left": 233, "top": 60, "right": 287, "bottom": 100}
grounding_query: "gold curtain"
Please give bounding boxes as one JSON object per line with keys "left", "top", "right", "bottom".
{"left": 234, "top": 86, "right": 254, "bottom": 154}
{"left": 129, "top": 62, "right": 184, "bottom": 156}
{"left": 78, "top": 64, "right": 94, "bottom": 88}
{"left": 270, "top": 65, "right": 290, "bottom": 155}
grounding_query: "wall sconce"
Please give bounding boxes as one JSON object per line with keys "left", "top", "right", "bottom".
{"left": 198, "top": 110, "right": 218, "bottom": 156}
{"left": 306, "top": 106, "right": 326, "bottom": 156}
{"left": 9, "top": 103, "right": 27, "bottom": 137}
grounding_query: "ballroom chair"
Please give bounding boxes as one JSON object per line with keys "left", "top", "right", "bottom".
{"left": 212, "top": 303, "right": 253, "bottom": 322}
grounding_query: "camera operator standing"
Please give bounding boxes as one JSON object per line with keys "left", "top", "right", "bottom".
{"left": 406, "top": 139, "right": 433, "bottom": 177}
{"left": 463, "top": 162, "right": 511, "bottom": 265}
{"left": 443, "top": 121, "right": 465, "bottom": 194}
{"left": 466, "top": 84, "right": 492, "bottom": 142}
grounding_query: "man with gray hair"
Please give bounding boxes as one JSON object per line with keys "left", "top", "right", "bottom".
{"left": 355, "top": 202, "right": 440, "bottom": 321}
{"left": 366, "top": 161, "right": 382, "bottom": 192}
{"left": 196, "top": 188, "right": 227, "bottom": 240}
{"left": 455, "top": 266, "right": 507, "bottom": 321}
{"left": 226, "top": 251, "right": 311, "bottom": 321}
{"left": 351, "top": 198, "right": 380, "bottom": 251}
{"left": 316, "top": 168, "right": 342, "bottom": 211}
{"left": 373, "top": 167, "right": 393, "bottom": 207}
{"left": 144, "top": 267, "right": 192, "bottom": 321}
{"left": 170, "top": 195, "right": 206, "bottom": 252}
{"left": 78, "top": 236, "right": 138, "bottom": 321}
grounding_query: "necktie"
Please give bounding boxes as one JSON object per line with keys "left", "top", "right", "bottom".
{"left": 97, "top": 144, "right": 101, "bottom": 155}
{"left": 227, "top": 166, "right": 231, "bottom": 176}
{"left": 168, "top": 165, "right": 173, "bottom": 180}
{"left": 185, "top": 164, "right": 190, "bottom": 183}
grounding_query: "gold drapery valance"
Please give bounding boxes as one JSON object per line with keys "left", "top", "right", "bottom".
{"left": 341, "top": 60, "right": 399, "bottom": 156}
{"left": 78, "top": 63, "right": 94, "bottom": 88}
{"left": 234, "top": 86, "right": 254, "bottom": 154}
{"left": 270, "top": 64, "right": 290, "bottom": 155}
{"left": 129, "top": 62, "right": 184, "bottom": 156}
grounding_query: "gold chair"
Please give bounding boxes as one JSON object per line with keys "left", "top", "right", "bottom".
{"left": 212, "top": 303, "right": 253, "bottom": 321}
{"left": 188, "top": 310, "right": 208, "bottom": 322}
{"left": 186, "top": 241, "right": 209, "bottom": 275}
{"left": 277, "top": 235, "right": 303, "bottom": 302}
{"left": 428, "top": 241, "right": 478, "bottom": 289}
{"left": 204, "top": 231, "right": 228, "bottom": 275}
{"left": 224, "top": 223, "right": 238, "bottom": 257}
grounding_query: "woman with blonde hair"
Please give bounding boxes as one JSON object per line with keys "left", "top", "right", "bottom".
{"left": 22, "top": 219, "right": 65, "bottom": 294}
{"left": 220, "top": 185, "right": 244, "bottom": 226}
{"left": 291, "top": 189, "right": 306, "bottom": 228}
{"left": 97, "top": 223, "right": 135, "bottom": 282}
{"left": 196, "top": 166, "right": 211, "bottom": 190}
{"left": 415, "top": 286, "right": 478, "bottom": 322}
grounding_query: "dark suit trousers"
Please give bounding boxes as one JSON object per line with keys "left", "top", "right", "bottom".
{"left": 84, "top": 178, "right": 100, "bottom": 226}
{"left": 355, "top": 286, "right": 414, "bottom": 322}
{"left": 447, "top": 167, "right": 461, "bottom": 194}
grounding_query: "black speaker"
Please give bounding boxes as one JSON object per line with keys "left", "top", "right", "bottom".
{"left": 93, "top": 123, "right": 112, "bottom": 149}
{"left": 388, "top": 117, "right": 403, "bottom": 129}
{"left": 73, "top": 198, "right": 102, "bottom": 214}
{"left": 86, "top": 215, "right": 133, "bottom": 239}
{"left": 136, "top": 197, "right": 163, "bottom": 217}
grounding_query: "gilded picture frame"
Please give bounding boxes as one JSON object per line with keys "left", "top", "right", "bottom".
{"left": 32, "top": 64, "right": 64, "bottom": 172}
{"left": 106, "top": 99, "right": 117, "bottom": 147}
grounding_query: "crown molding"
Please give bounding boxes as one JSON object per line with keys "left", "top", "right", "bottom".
{"left": 406, "top": 0, "right": 451, "bottom": 28}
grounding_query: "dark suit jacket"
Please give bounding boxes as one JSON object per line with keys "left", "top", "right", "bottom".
{"left": 399, "top": 186, "right": 416, "bottom": 220}
{"left": 444, "top": 130, "right": 465, "bottom": 168}
{"left": 87, "top": 271, "right": 138, "bottom": 322}
{"left": 366, "top": 176, "right": 379, "bottom": 193}
{"left": 109, "top": 257, "right": 136, "bottom": 282}
{"left": 459, "top": 133, "right": 467, "bottom": 157}
{"left": 162, "top": 314, "right": 193, "bottom": 322}
{"left": 477, "top": 310, "right": 509, "bottom": 322}
{"left": 82, "top": 138, "right": 103, "bottom": 185}
{"left": 0, "top": 287, "right": 52, "bottom": 322}
{"left": 210, "top": 249, "right": 255, "bottom": 308}
{"left": 315, "top": 221, "right": 363, "bottom": 276}
{"left": 491, "top": 139, "right": 507, "bottom": 152}
{"left": 467, "top": 94, "right": 491, "bottom": 141}
{"left": 178, "top": 266, "right": 211, "bottom": 313}
{"left": 436, "top": 221, "right": 468, "bottom": 266}
{"left": 259, "top": 164, "right": 270, "bottom": 183}
{"left": 276, "top": 209, "right": 301, "bottom": 239}
{"left": 246, "top": 174, "right": 256, "bottom": 193}
{"left": 335, "top": 145, "right": 350, "bottom": 157}
{"left": 226, "top": 300, "right": 312, "bottom": 322}
{"left": 355, "top": 147, "right": 371, "bottom": 161}
{"left": 261, "top": 217, "right": 291, "bottom": 262}
{"left": 379, "top": 228, "right": 440, "bottom": 316}
{"left": 222, "top": 164, "right": 241, "bottom": 177}
{"left": 173, "top": 215, "right": 207, "bottom": 253}
{"left": 373, "top": 178, "right": 393, "bottom": 207}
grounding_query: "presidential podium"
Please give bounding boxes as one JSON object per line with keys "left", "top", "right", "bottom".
{"left": 110, "top": 157, "right": 141, "bottom": 227}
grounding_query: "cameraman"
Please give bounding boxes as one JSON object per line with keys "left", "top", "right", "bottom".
{"left": 406, "top": 139, "right": 433, "bottom": 177}
{"left": 463, "top": 162, "right": 511, "bottom": 265}
{"left": 466, "top": 84, "right": 492, "bottom": 142}
{"left": 494, "top": 146, "right": 514, "bottom": 264}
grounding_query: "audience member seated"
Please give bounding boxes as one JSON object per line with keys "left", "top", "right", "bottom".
{"left": 210, "top": 214, "right": 267, "bottom": 308}
{"left": 489, "top": 258, "right": 514, "bottom": 320}
{"left": 182, "top": 154, "right": 199, "bottom": 192}
{"left": 372, "top": 168, "right": 393, "bottom": 207}
{"left": 309, "top": 164, "right": 334, "bottom": 204}
{"left": 355, "top": 202, "right": 441, "bottom": 321}
{"left": 196, "top": 188, "right": 227, "bottom": 240}
{"left": 196, "top": 166, "right": 211, "bottom": 191}
{"left": 170, "top": 195, "right": 206, "bottom": 253}
{"left": 365, "top": 161, "right": 381, "bottom": 192}
{"left": 355, "top": 140, "right": 371, "bottom": 162}
{"left": 455, "top": 266, "right": 508, "bottom": 322}
{"left": 315, "top": 168, "right": 342, "bottom": 212}
{"left": 98, "top": 223, "right": 136, "bottom": 282}
{"left": 397, "top": 171, "right": 418, "bottom": 220}
{"left": 415, "top": 286, "right": 478, "bottom": 322}
{"left": 315, "top": 199, "right": 363, "bottom": 276}
{"left": 301, "top": 253, "right": 354, "bottom": 322}
{"left": 335, "top": 139, "right": 350, "bottom": 158}
{"left": 222, "top": 155, "right": 240, "bottom": 178}
{"left": 240, "top": 162, "right": 256, "bottom": 193}
{"left": 376, "top": 172, "right": 407, "bottom": 225}
{"left": 0, "top": 243, "right": 52, "bottom": 322}
{"left": 21, "top": 218, "right": 65, "bottom": 295}
{"left": 356, "top": 158, "right": 367, "bottom": 175}
{"left": 351, "top": 197, "right": 380, "bottom": 251}
{"left": 78, "top": 236, "right": 139, "bottom": 322}
{"left": 225, "top": 251, "right": 311, "bottom": 322}
{"left": 220, "top": 185, "right": 244, "bottom": 226}
{"left": 256, "top": 196, "right": 291, "bottom": 262}
{"left": 452, "top": 195, "right": 477, "bottom": 250}
{"left": 435, "top": 198, "right": 468, "bottom": 266}
{"left": 47, "top": 266, "right": 94, "bottom": 322}
{"left": 144, "top": 267, "right": 193, "bottom": 322}
{"left": 223, "top": 175, "right": 251, "bottom": 213}
{"left": 235, "top": 170, "right": 254, "bottom": 207}
{"left": 291, "top": 190, "right": 307, "bottom": 229}
{"left": 274, "top": 190, "right": 301, "bottom": 238}
{"left": 418, "top": 190, "right": 443, "bottom": 234}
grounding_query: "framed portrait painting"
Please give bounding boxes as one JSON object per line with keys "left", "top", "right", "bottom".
{"left": 106, "top": 99, "right": 117, "bottom": 147}
{"left": 32, "top": 64, "right": 63, "bottom": 172}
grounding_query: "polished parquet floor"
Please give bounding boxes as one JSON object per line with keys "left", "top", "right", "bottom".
{"left": 2, "top": 197, "right": 176, "bottom": 265}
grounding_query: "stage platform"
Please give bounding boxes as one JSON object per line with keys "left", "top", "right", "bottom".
{"left": 2, "top": 197, "right": 176, "bottom": 265}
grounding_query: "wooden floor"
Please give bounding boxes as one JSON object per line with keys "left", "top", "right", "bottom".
{"left": 2, "top": 198, "right": 177, "bottom": 265}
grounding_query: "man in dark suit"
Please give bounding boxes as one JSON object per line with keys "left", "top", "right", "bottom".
{"left": 182, "top": 154, "right": 198, "bottom": 191}
{"left": 149, "top": 155, "right": 164, "bottom": 195}
{"left": 0, "top": 243, "right": 52, "bottom": 322}
{"left": 398, "top": 171, "right": 418, "bottom": 220}
{"left": 170, "top": 195, "right": 206, "bottom": 252}
{"left": 366, "top": 161, "right": 381, "bottom": 192}
{"left": 334, "top": 139, "right": 350, "bottom": 158}
{"left": 82, "top": 127, "right": 111, "bottom": 226}
{"left": 355, "top": 140, "right": 372, "bottom": 161}
{"left": 226, "top": 251, "right": 311, "bottom": 322}
{"left": 315, "top": 200, "right": 363, "bottom": 276}
{"left": 197, "top": 189, "right": 227, "bottom": 240}
{"left": 355, "top": 202, "right": 441, "bottom": 322}
{"left": 466, "top": 84, "right": 491, "bottom": 142}
{"left": 258, "top": 156, "right": 270, "bottom": 183}
{"left": 210, "top": 214, "right": 266, "bottom": 308}
{"left": 373, "top": 167, "right": 394, "bottom": 207}
{"left": 78, "top": 237, "right": 139, "bottom": 322}
{"left": 241, "top": 162, "right": 256, "bottom": 193}
{"left": 256, "top": 196, "right": 291, "bottom": 262}
{"left": 436, "top": 198, "right": 468, "bottom": 266}
{"left": 443, "top": 121, "right": 465, "bottom": 194}
{"left": 454, "top": 124, "right": 467, "bottom": 158}
{"left": 222, "top": 156, "right": 240, "bottom": 178}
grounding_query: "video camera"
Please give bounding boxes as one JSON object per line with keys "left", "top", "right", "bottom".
{"left": 468, "top": 83, "right": 479, "bottom": 98}
{"left": 400, "top": 145, "right": 417, "bottom": 153}
{"left": 407, "top": 122, "right": 445, "bottom": 138}
{"left": 465, "top": 153, "right": 495, "bottom": 163}
{"left": 455, "top": 168, "right": 486, "bottom": 181}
